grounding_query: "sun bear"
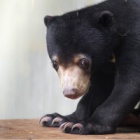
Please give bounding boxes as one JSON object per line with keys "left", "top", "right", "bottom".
{"left": 40, "top": 0, "right": 140, "bottom": 134}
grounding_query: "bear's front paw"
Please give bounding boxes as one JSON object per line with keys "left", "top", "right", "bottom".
{"left": 40, "top": 113, "right": 65, "bottom": 127}
{"left": 60, "top": 122, "right": 116, "bottom": 134}
{"left": 60, "top": 122, "right": 84, "bottom": 134}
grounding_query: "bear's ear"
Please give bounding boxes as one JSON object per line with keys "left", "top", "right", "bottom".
{"left": 44, "top": 15, "right": 53, "bottom": 26}
{"left": 98, "top": 11, "right": 114, "bottom": 28}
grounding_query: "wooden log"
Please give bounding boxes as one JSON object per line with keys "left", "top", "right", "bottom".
{"left": 0, "top": 119, "right": 139, "bottom": 139}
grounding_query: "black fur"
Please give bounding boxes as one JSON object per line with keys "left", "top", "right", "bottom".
{"left": 42, "top": 0, "right": 140, "bottom": 134}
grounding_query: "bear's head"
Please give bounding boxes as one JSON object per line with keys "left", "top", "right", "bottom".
{"left": 44, "top": 9, "right": 117, "bottom": 99}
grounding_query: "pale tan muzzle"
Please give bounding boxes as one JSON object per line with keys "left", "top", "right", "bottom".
{"left": 58, "top": 66, "right": 91, "bottom": 99}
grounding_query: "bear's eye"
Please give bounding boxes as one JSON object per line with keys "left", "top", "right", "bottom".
{"left": 79, "top": 58, "right": 90, "bottom": 70}
{"left": 52, "top": 60, "right": 58, "bottom": 71}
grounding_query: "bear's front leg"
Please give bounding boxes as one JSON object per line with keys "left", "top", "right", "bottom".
{"left": 74, "top": 65, "right": 140, "bottom": 134}
{"left": 83, "top": 85, "right": 140, "bottom": 134}
{"left": 60, "top": 64, "right": 140, "bottom": 134}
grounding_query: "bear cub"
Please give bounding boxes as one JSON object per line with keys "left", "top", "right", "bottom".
{"left": 40, "top": 0, "right": 140, "bottom": 134}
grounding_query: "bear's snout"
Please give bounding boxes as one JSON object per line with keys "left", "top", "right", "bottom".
{"left": 63, "top": 88, "right": 78, "bottom": 99}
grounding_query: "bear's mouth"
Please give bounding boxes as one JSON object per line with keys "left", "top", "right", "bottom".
{"left": 59, "top": 69, "right": 91, "bottom": 99}
{"left": 58, "top": 66, "right": 91, "bottom": 99}
{"left": 64, "top": 93, "right": 82, "bottom": 100}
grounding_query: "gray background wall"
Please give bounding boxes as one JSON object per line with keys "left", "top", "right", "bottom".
{"left": 0, "top": 0, "right": 96, "bottom": 119}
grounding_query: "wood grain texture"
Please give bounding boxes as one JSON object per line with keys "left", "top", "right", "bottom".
{"left": 0, "top": 119, "right": 139, "bottom": 139}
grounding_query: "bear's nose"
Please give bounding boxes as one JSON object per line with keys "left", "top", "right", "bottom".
{"left": 63, "top": 88, "right": 78, "bottom": 99}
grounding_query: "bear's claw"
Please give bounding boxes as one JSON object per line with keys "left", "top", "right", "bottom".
{"left": 52, "top": 117, "right": 63, "bottom": 127}
{"left": 60, "top": 122, "right": 83, "bottom": 134}
{"left": 40, "top": 115, "right": 64, "bottom": 127}
{"left": 40, "top": 116, "right": 52, "bottom": 126}
{"left": 72, "top": 123, "right": 83, "bottom": 131}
